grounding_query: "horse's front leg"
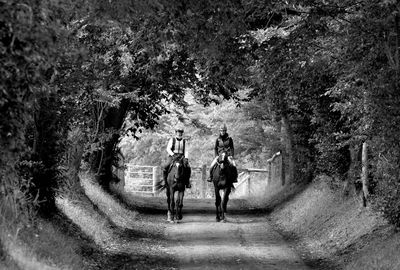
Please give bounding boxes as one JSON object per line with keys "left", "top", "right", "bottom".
{"left": 219, "top": 189, "right": 225, "bottom": 222}
{"left": 170, "top": 190, "right": 176, "bottom": 223}
{"left": 167, "top": 187, "right": 173, "bottom": 222}
{"left": 221, "top": 187, "right": 231, "bottom": 222}
{"left": 176, "top": 191, "right": 184, "bottom": 221}
{"left": 214, "top": 186, "right": 222, "bottom": 222}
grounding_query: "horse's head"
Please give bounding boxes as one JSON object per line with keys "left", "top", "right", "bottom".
{"left": 217, "top": 151, "right": 229, "bottom": 170}
{"left": 172, "top": 157, "right": 185, "bottom": 182}
{"left": 213, "top": 151, "right": 236, "bottom": 189}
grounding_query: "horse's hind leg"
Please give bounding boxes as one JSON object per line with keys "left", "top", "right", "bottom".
{"left": 176, "top": 191, "right": 184, "bottom": 220}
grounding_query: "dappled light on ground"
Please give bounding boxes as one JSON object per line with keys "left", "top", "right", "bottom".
{"left": 5, "top": 174, "right": 398, "bottom": 270}
{"left": 113, "top": 187, "right": 314, "bottom": 269}
{"left": 3, "top": 240, "right": 60, "bottom": 270}
{"left": 55, "top": 177, "right": 173, "bottom": 269}
{"left": 163, "top": 213, "right": 311, "bottom": 270}
{"left": 80, "top": 174, "right": 162, "bottom": 235}
{"left": 80, "top": 174, "right": 138, "bottom": 228}
{"left": 56, "top": 196, "right": 116, "bottom": 251}
{"left": 0, "top": 213, "right": 83, "bottom": 270}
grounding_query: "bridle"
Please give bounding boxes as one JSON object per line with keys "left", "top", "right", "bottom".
{"left": 217, "top": 152, "right": 228, "bottom": 170}
{"left": 173, "top": 160, "right": 184, "bottom": 182}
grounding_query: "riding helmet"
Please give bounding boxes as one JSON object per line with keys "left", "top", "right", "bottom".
{"left": 219, "top": 124, "right": 227, "bottom": 131}
{"left": 175, "top": 125, "right": 184, "bottom": 133}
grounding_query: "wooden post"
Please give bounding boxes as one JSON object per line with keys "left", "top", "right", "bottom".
{"left": 201, "top": 165, "right": 207, "bottom": 198}
{"left": 152, "top": 166, "right": 157, "bottom": 195}
{"left": 361, "top": 142, "right": 369, "bottom": 206}
{"left": 266, "top": 163, "right": 271, "bottom": 192}
{"left": 280, "top": 154, "right": 285, "bottom": 186}
{"left": 266, "top": 151, "right": 283, "bottom": 187}
{"left": 247, "top": 174, "right": 251, "bottom": 197}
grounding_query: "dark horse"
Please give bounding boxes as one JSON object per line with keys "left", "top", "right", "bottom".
{"left": 166, "top": 156, "right": 191, "bottom": 223}
{"left": 211, "top": 151, "right": 237, "bottom": 222}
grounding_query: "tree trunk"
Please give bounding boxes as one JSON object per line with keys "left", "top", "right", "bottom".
{"left": 90, "top": 99, "right": 129, "bottom": 190}
{"left": 361, "top": 141, "right": 369, "bottom": 206}
{"left": 65, "top": 127, "right": 85, "bottom": 184}
{"left": 31, "top": 95, "right": 68, "bottom": 216}
{"left": 281, "top": 114, "right": 294, "bottom": 184}
{"left": 276, "top": 118, "right": 285, "bottom": 185}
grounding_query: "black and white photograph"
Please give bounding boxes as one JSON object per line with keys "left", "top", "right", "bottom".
{"left": 1, "top": 0, "right": 400, "bottom": 269}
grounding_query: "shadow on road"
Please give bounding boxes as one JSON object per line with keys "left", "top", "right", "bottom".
{"left": 115, "top": 192, "right": 268, "bottom": 216}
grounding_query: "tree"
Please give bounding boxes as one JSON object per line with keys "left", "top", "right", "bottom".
{"left": 56, "top": 0, "right": 257, "bottom": 189}
{"left": 0, "top": 0, "right": 77, "bottom": 217}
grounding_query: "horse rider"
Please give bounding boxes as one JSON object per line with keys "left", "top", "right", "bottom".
{"left": 162, "top": 125, "right": 191, "bottom": 188}
{"left": 207, "top": 123, "right": 237, "bottom": 182}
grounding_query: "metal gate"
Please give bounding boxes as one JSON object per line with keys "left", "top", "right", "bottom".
{"left": 124, "top": 165, "right": 158, "bottom": 195}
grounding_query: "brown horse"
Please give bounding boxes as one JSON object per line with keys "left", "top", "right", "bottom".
{"left": 211, "top": 151, "right": 237, "bottom": 222}
{"left": 166, "top": 156, "right": 191, "bottom": 223}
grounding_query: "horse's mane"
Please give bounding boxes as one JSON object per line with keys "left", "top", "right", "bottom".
{"left": 172, "top": 155, "right": 187, "bottom": 164}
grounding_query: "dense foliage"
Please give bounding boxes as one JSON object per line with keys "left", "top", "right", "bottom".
{"left": 1, "top": 0, "right": 400, "bottom": 229}
{"left": 1, "top": 0, "right": 69, "bottom": 220}
{"left": 248, "top": 0, "right": 400, "bottom": 225}
{"left": 120, "top": 94, "right": 280, "bottom": 168}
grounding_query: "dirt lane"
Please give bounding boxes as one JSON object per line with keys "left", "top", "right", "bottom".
{"left": 116, "top": 194, "right": 312, "bottom": 269}
{"left": 163, "top": 213, "right": 311, "bottom": 270}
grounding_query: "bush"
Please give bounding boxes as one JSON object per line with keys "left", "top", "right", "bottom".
{"left": 371, "top": 150, "right": 400, "bottom": 227}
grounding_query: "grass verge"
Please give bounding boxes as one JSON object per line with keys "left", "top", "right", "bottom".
{"left": 0, "top": 171, "right": 174, "bottom": 270}
{"left": 0, "top": 215, "right": 84, "bottom": 270}
{"left": 264, "top": 176, "right": 400, "bottom": 270}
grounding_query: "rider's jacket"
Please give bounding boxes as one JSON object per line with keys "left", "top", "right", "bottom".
{"left": 214, "top": 133, "right": 234, "bottom": 157}
{"left": 166, "top": 137, "right": 186, "bottom": 157}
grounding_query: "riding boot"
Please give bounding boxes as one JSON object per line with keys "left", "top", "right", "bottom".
{"left": 185, "top": 175, "right": 191, "bottom": 188}
{"left": 232, "top": 166, "right": 238, "bottom": 183}
{"left": 185, "top": 181, "right": 192, "bottom": 188}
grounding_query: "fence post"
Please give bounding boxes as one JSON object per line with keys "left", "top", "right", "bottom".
{"left": 265, "top": 163, "right": 270, "bottom": 194}
{"left": 152, "top": 166, "right": 158, "bottom": 195}
{"left": 280, "top": 154, "right": 285, "bottom": 186}
{"left": 201, "top": 164, "right": 207, "bottom": 198}
{"left": 247, "top": 174, "right": 251, "bottom": 197}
